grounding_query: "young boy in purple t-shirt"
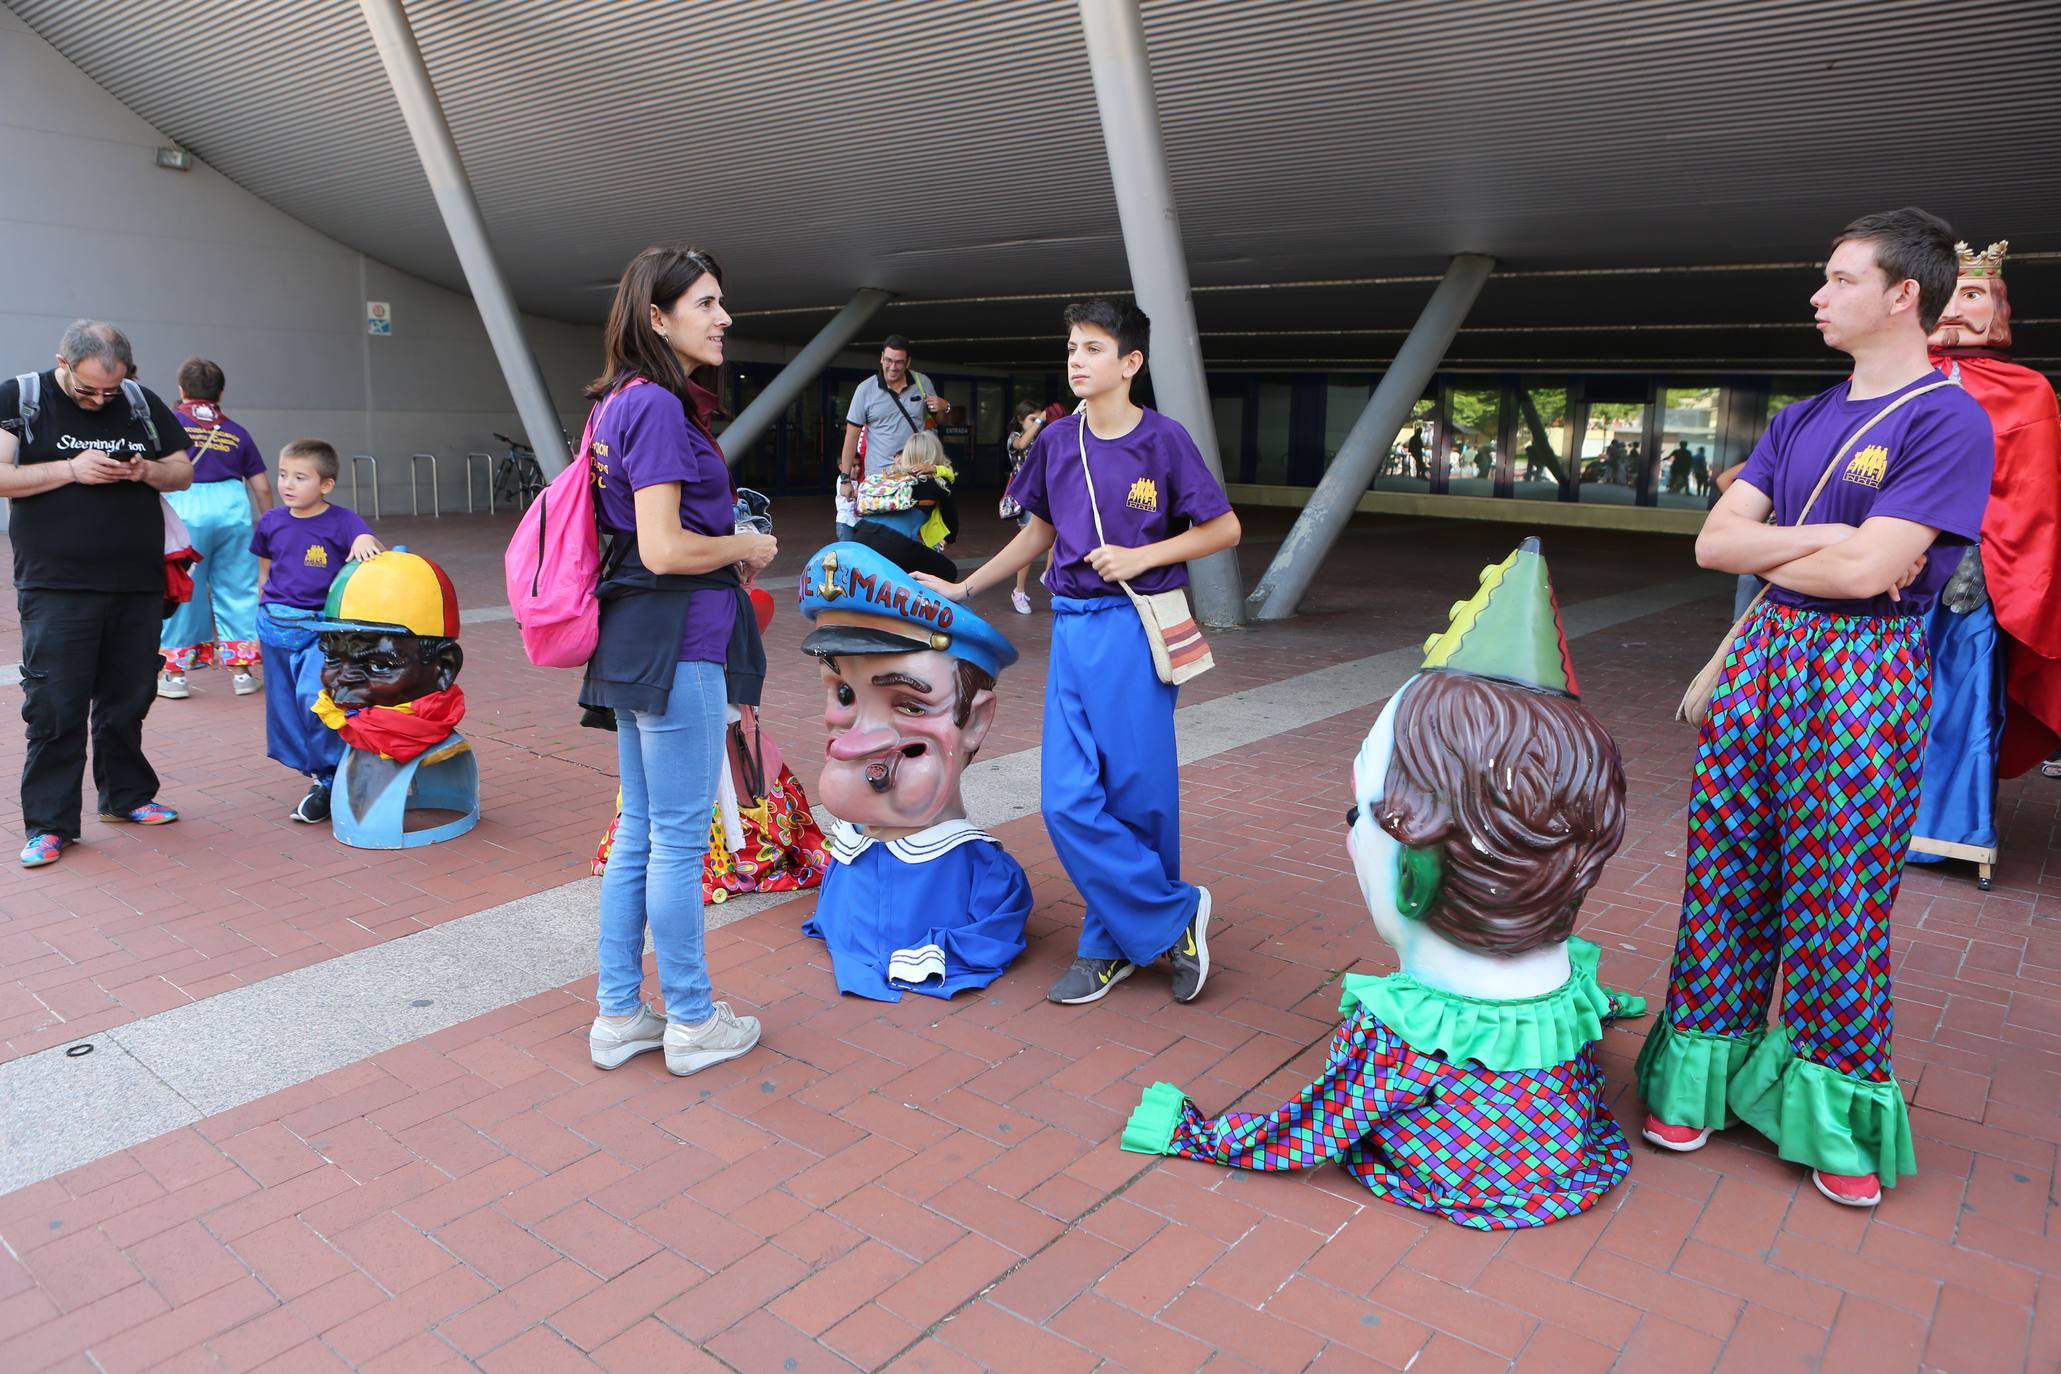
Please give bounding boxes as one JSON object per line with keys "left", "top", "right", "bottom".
{"left": 919, "top": 301, "right": 1242, "bottom": 1006}
{"left": 250, "top": 439, "right": 383, "bottom": 823}
{"left": 1637, "top": 209, "right": 1995, "bottom": 1210}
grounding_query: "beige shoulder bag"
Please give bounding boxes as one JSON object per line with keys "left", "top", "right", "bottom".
{"left": 1077, "top": 411, "right": 1215, "bottom": 685}
{"left": 1676, "top": 380, "right": 1949, "bottom": 725}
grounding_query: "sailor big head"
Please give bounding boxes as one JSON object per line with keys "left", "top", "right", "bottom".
{"left": 799, "top": 543, "right": 1017, "bottom": 838}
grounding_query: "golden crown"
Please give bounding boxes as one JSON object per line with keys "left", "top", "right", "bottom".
{"left": 1955, "top": 239, "right": 2008, "bottom": 279}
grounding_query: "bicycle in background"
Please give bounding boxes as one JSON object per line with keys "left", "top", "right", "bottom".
{"left": 491, "top": 433, "right": 546, "bottom": 512}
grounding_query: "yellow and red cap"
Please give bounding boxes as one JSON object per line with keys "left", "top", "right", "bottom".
{"left": 316, "top": 550, "right": 460, "bottom": 638}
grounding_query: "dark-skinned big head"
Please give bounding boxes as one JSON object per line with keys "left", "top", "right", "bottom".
{"left": 319, "top": 631, "right": 462, "bottom": 710}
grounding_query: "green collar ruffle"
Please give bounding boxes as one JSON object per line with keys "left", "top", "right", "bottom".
{"left": 1337, "top": 937, "right": 1643, "bottom": 1072}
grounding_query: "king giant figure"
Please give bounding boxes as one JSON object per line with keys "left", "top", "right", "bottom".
{"left": 1910, "top": 239, "right": 2061, "bottom": 883}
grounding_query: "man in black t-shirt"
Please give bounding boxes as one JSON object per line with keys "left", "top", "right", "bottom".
{"left": 0, "top": 321, "right": 194, "bottom": 868}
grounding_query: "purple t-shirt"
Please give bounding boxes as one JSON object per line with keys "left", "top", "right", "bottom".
{"left": 589, "top": 383, "right": 737, "bottom": 664}
{"left": 1736, "top": 371, "right": 1993, "bottom": 618}
{"left": 1007, "top": 408, "right": 1233, "bottom": 599}
{"left": 176, "top": 403, "right": 266, "bottom": 485}
{"left": 250, "top": 503, "right": 375, "bottom": 609}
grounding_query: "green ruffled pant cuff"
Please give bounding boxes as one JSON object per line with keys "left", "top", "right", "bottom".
{"left": 1121, "top": 1081, "right": 1188, "bottom": 1155}
{"left": 1634, "top": 1019, "right": 1763, "bottom": 1130}
{"left": 1604, "top": 986, "right": 1648, "bottom": 1021}
{"left": 1730, "top": 1027, "right": 1915, "bottom": 1187}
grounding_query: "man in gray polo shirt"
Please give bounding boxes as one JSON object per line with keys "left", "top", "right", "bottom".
{"left": 840, "top": 335, "right": 950, "bottom": 479}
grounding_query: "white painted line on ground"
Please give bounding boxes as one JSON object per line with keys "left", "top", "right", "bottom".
{"left": 0, "top": 572, "right": 1724, "bottom": 1193}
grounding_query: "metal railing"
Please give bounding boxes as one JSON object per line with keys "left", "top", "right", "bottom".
{"left": 409, "top": 452, "right": 441, "bottom": 518}
{"left": 464, "top": 452, "right": 495, "bottom": 514}
{"left": 348, "top": 454, "right": 381, "bottom": 519}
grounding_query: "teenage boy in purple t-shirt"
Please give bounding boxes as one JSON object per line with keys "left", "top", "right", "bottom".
{"left": 918, "top": 300, "right": 1242, "bottom": 1006}
{"left": 250, "top": 439, "right": 383, "bottom": 823}
{"left": 1637, "top": 208, "right": 1995, "bottom": 1210}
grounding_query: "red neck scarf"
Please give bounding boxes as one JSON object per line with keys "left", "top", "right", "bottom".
{"left": 314, "top": 686, "right": 466, "bottom": 762}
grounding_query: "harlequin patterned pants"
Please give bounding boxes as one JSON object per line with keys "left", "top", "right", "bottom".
{"left": 1160, "top": 1011, "right": 1631, "bottom": 1230}
{"left": 1662, "top": 602, "right": 1929, "bottom": 1082}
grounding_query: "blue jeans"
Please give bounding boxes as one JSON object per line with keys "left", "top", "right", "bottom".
{"left": 597, "top": 659, "right": 725, "bottom": 1021}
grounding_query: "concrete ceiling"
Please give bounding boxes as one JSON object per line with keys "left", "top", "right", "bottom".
{"left": 15, "top": 0, "right": 2061, "bottom": 368}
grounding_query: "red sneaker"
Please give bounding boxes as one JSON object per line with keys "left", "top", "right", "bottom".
{"left": 1812, "top": 1170, "right": 1881, "bottom": 1207}
{"left": 1641, "top": 1115, "right": 1713, "bottom": 1152}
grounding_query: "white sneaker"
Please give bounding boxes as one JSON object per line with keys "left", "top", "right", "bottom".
{"left": 589, "top": 1003, "right": 667, "bottom": 1069}
{"left": 664, "top": 1002, "right": 761, "bottom": 1076}
{"left": 1011, "top": 589, "right": 1033, "bottom": 616}
{"left": 231, "top": 671, "right": 261, "bottom": 696}
{"left": 157, "top": 673, "right": 190, "bottom": 699}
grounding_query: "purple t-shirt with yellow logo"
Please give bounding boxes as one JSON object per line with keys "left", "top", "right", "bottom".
{"left": 1734, "top": 371, "right": 1992, "bottom": 618}
{"left": 176, "top": 402, "right": 267, "bottom": 485}
{"left": 589, "top": 382, "right": 737, "bottom": 664}
{"left": 1006, "top": 408, "right": 1233, "bottom": 600}
{"left": 250, "top": 503, "right": 374, "bottom": 609}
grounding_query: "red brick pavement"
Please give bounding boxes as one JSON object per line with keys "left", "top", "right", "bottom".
{"left": 3, "top": 509, "right": 2058, "bottom": 1371}
{"left": 0, "top": 504, "right": 1691, "bottom": 1061}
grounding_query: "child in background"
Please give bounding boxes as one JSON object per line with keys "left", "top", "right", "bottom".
{"left": 1002, "top": 401, "right": 1048, "bottom": 615}
{"left": 901, "top": 431, "right": 960, "bottom": 552}
{"left": 835, "top": 471, "right": 859, "bottom": 541}
{"left": 858, "top": 431, "right": 957, "bottom": 550}
{"left": 918, "top": 299, "right": 1242, "bottom": 1006}
{"left": 250, "top": 439, "right": 384, "bottom": 823}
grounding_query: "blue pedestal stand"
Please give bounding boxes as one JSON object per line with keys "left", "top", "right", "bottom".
{"left": 331, "top": 732, "right": 480, "bottom": 849}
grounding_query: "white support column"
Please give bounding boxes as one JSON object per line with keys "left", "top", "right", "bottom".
{"left": 719, "top": 288, "right": 894, "bottom": 466}
{"left": 1077, "top": 0, "right": 1245, "bottom": 628}
{"left": 1247, "top": 255, "right": 1495, "bottom": 621}
{"left": 357, "top": 0, "right": 572, "bottom": 478}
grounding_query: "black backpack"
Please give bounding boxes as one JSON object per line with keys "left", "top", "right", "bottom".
{"left": 12, "top": 372, "right": 160, "bottom": 450}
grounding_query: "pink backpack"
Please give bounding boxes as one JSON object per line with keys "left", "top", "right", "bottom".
{"left": 504, "top": 379, "right": 645, "bottom": 668}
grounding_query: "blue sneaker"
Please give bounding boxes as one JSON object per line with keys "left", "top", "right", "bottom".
{"left": 20, "top": 834, "right": 67, "bottom": 868}
{"left": 100, "top": 801, "right": 178, "bottom": 825}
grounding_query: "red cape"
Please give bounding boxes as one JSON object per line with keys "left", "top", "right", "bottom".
{"left": 1933, "top": 350, "right": 2061, "bottom": 775}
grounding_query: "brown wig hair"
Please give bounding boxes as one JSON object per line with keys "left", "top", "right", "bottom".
{"left": 587, "top": 246, "right": 724, "bottom": 403}
{"left": 1379, "top": 671, "right": 1626, "bottom": 955}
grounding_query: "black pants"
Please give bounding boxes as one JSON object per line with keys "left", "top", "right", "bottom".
{"left": 18, "top": 588, "right": 162, "bottom": 840}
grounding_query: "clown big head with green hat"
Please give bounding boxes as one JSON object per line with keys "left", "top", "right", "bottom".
{"left": 1351, "top": 536, "right": 1624, "bottom": 996}
{"left": 1119, "top": 538, "right": 1647, "bottom": 1231}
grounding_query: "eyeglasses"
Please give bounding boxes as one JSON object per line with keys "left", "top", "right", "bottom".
{"left": 60, "top": 368, "right": 123, "bottom": 401}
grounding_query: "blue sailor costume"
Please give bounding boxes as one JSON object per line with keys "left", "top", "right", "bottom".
{"left": 799, "top": 542, "right": 1031, "bottom": 1001}
{"left": 804, "top": 818, "right": 1031, "bottom": 1000}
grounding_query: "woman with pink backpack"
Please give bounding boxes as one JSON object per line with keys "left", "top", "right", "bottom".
{"left": 574, "top": 246, "right": 777, "bottom": 1077}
